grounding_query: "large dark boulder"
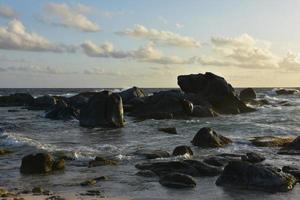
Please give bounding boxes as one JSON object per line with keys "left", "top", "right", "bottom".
{"left": 191, "top": 127, "right": 232, "bottom": 148}
{"left": 159, "top": 173, "right": 196, "bottom": 188}
{"left": 239, "top": 88, "right": 256, "bottom": 100}
{"left": 20, "top": 153, "right": 64, "bottom": 174}
{"left": 67, "top": 92, "right": 97, "bottom": 109}
{"left": 79, "top": 91, "right": 124, "bottom": 128}
{"left": 0, "top": 93, "right": 34, "bottom": 107}
{"left": 129, "top": 90, "right": 193, "bottom": 119}
{"left": 216, "top": 161, "right": 297, "bottom": 192}
{"left": 118, "top": 87, "right": 147, "bottom": 104}
{"left": 45, "top": 99, "right": 79, "bottom": 120}
{"left": 28, "top": 95, "right": 57, "bottom": 110}
{"left": 177, "top": 72, "right": 255, "bottom": 114}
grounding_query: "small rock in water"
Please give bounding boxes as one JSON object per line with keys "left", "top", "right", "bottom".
{"left": 239, "top": 88, "right": 256, "bottom": 101}
{"left": 88, "top": 156, "right": 118, "bottom": 167}
{"left": 282, "top": 166, "right": 300, "bottom": 180}
{"left": 250, "top": 136, "right": 295, "bottom": 147}
{"left": 0, "top": 148, "right": 12, "bottom": 156}
{"left": 80, "top": 179, "right": 97, "bottom": 186}
{"left": 136, "top": 170, "right": 157, "bottom": 177}
{"left": 191, "top": 127, "right": 232, "bottom": 148}
{"left": 203, "top": 156, "right": 230, "bottom": 167}
{"left": 159, "top": 173, "right": 197, "bottom": 188}
{"left": 158, "top": 127, "right": 177, "bottom": 134}
{"left": 278, "top": 136, "right": 300, "bottom": 155}
{"left": 32, "top": 187, "right": 43, "bottom": 194}
{"left": 135, "top": 149, "right": 170, "bottom": 159}
{"left": 241, "top": 152, "right": 265, "bottom": 163}
{"left": 275, "top": 88, "right": 299, "bottom": 95}
{"left": 172, "top": 146, "right": 193, "bottom": 156}
{"left": 183, "top": 160, "right": 223, "bottom": 176}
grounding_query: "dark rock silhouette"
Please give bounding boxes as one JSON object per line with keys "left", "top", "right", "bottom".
{"left": 0, "top": 93, "right": 34, "bottom": 107}
{"left": 172, "top": 146, "right": 193, "bottom": 156}
{"left": 159, "top": 173, "right": 196, "bottom": 188}
{"left": 239, "top": 88, "right": 256, "bottom": 100}
{"left": 45, "top": 99, "right": 79, "bottom": 120}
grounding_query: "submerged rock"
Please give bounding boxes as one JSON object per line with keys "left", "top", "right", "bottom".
{"left": 241, "top": 152, "right": 265, "bottom": 163}
{"left": 135, "top": 149, "right": 170, "bottom": 159}
{"left": 159, "top": 173, "right": 196, "bottom": 188}
{"left": 80, "top": 176, "right": 108, "bottom": 186}
{"left": 79, "top": 91, "right": 124, "bottom": 128}
{"left": 250, "top": 136, "right": 295, "bottom": 147}
{"left": 45, "top": 99, "right": 79, "bottom": 120}
{"left": 278, "top": 136, "right": 300, "bottom": 155}
{"left": 20, "top": 153, "right": 65, "bottom": 174}
{"left": 172, "top": 146, "right": 193, "bottom": 156}
{"left": 136, "top": 170, "right": 157, "bottom": 177}
{"left": 191, "top": 127, "right": 232, "bottom": 148}
{"left": 216, "top": 161, "right": 297, "bottom": 192}
{"left": 239, "top": 88, "right": 256, "bottom": 101}
{"left": 0, "top": 148, "right": 12, "bottom": 156}
{"left": 88, "top": 156, "right": 118, "bottom": 167}
{"left": 275, "top": 88, "right": 299, "bottom": 95}
{"left": 158, "top": 127, "right": 177, "bottom": 134}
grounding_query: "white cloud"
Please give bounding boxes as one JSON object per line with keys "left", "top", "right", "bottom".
{"left": 0, "top": 65, "right": 75, "bottom": 75}
{"left": 84, "top": 68, "right": 124, "bottom": 76}
{"left": 279, "top": 52, "right": 300, "bottom": 71}
{"left": 81, "top": 41, "right": 193, "bottom": 65}
{"left": 0, "top": 4, "right": 18, "bottom": 19}
{"left": 0, "top": 19, "right": 76, "bottom": 52}
{"left": 211, "top": 34, "right": 256, "bottom": 48}
{"left": 44, "top": 3, "right": 100, "bottom": 32}
{"left": 175, "top": 23, "right": 184, "bottom": 29}
{"left": 116, "top": 25, "right": 200, "bottom": 48}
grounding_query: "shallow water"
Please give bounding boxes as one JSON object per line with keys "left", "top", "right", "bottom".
{"left": 1, "top": 88, "right": 300, "bottom": 199}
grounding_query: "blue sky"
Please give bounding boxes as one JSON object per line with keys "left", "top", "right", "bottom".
{"left": 0, "top": 0, "right": 300, "bottom": 87}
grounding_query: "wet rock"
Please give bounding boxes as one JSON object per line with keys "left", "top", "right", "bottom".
{"left": 191, "top": 105, "right": 218, "bottom": 118}
{"left": 158, "top": 127, "right": 177, "bottom": 134}
{"left": 203, "top": 156, "right": 231, "bottom": 167}
{"left": 67, "top": 92, "right": 97, "bottom": 109}
{"left": 239, "top": 88, "right": 256, "bottom": 100}
{"left": 0, "top": 148, "right": 12, "bottom": 156}
{"left": 88, "top": 156, "right": 118, "bottom": 167}
{"left": 0, "top": 93, "right": 34, "bottom": 107}
{"left": 216, "top": 161, "right": 297, "bottom": 192}
{"left": 52, "top": 159, "right": 65, "bottom": 171}
{"left": 80, "top": 179, "right": 97, "bottom": 186}
{"left": 241, "top": 152, "right": 265, "bottom": 163}
{"left": 172, "top": 146, "right": 193, "bottom": 156}
{"left": 282, "top": 166, "right": 300, "bottom": 180}
{"left": 159, "top": 173, "right": 196, "bottom": 188}
{"left": 32, "top": 187, "right": 43, "bottom": 194}
{"left": 20, "top": 153, "right": 65, "bottom": 174}
{"left": 177, "top": 72, "right": 255, "bottom": 114}
{"left": 275, "top": 88, "right": 299, "bottom": 95}
{"left": 278, "top": 136, "right": 300, "bottom": 155}
{"left": 183, "top": 160, "right": 222, "bottom": 176}
{"left": 191, "top": 127, "right": 232, "bottom": 148}
{"left": 129, "top": 90, "right": 193, "bottom": 119}
{"left": 79, "top": 91, "right": 124, "bottom": 128}
{"left": 135, "top": 149, "right": 170, "bottom": 159}
{"left": 136, "top": 170, "right": 157, "bottom": 177}
{"left": 45, "top": 99, "right": 79, "bottom": 120}
{"left": 250, "top": 136, "right": 295, "bottom": 147}
{"left": 28, "top": 95, "right": 57, "bottom": 110}
{"left": 119, "top": 87, "right": 147, "bottom": 104}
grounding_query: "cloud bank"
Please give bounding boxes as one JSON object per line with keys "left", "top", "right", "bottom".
{"left": 0, "top": 4, "right": 18, "bottom": 19}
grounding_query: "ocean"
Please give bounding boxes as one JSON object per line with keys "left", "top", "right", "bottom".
{"left": 1, "top": 88, "right": 300, "bottom": 199}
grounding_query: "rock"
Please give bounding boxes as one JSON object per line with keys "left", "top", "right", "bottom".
{"left": 278, "top": 136, "right": 300, "bottom": 155}
{"left": 191, "top": 127, "right": 232, "bottom": 148}
{"left": 45, "top": 99, "right": 79, "bottom": 120}
{"left": 118, "top": 87, "right": 147, "bottom": 104}
{"left": 135, "top": 149, "right": 170, "bottom": 159}
{"left": 135, "top": 161, "right": 200, "bottom": 177}
{"left": 250, "top": 136, "right": 295, "bottom": 147}
{"left": 136, "top": 170, "right": 157, "bottom": 177}
{"left": 275, "top": 88, "right": 299, "bottom": 95}
{"left": 80, "top": 179, "right": 97, "bottom": 186}
{"left": 282, "top": 166, "right": 300, "bottom": 180}
{"left": 28, "top": 95, "right": 57, "bottom": 110}
{"left": 239, "top": 88, "right": 256, "bottom": 100}
{"left": 79, "top": 91, "right": 124, "bottom": 128}
{"left": 159, "top": 173, "right": 196, "bottom": 188}
{"left": 177, "top": 72, "right": 255, "bottom": 114}
{"left": 191, "top": 105, "right": 218, "bottom": 117}
{"left": 216, "top": 161, "right": 297, "bottom": 192}
{"left": 52, "top": 159, "right": 65, "bottom": 171}
{"left": 172, "top": 146, "right": 193, "bottom": 156}
{"left": 203, "top": 156, "right": 231, "bottom": 167}
{"left": 88, "top": 156, "right": 118, "bottom": 167}
{"left": 0, "top": 148, "right": 12, "bottom": 156}
{"left": 129, "top": 90, "right": 193, "bottom": 119}
{"left": 183, "top": 160, "right": 222, "bottom": 176}
{"left": 20, "top": 153, "right": 64, "bottom": 174}
{"left": 32, "top": 187, "right": 43, "bottom": 194}
{"left": 67, "top": 92, "right": 97, "bottom": 109}
{"left": 241, "top": 152, "right": 265, "bottom": 163}
{"left": 0, "top": 93, "right": 34, "bottom": 107}
{"left": 158, "top": 127, "right": 177, "bottom": 134}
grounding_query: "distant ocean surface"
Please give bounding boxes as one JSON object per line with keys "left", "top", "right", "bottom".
{"left": 1, "top": 87, "right": 300, "bottom": 199}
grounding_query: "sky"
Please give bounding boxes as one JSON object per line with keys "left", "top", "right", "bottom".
{"left": 1, "top": 0, "right": 300, "bottom": 88}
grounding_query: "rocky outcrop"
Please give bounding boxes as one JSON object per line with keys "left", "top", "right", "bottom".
{"left": 278, "top": 136, "right": 300, "bottom": 155}
{"left": 159, "top": 173, "right": 196, "bottom": 188}
{"left": 239, "top": 88, "right": 256, "bottom": 100}
{"left": 79, "top": 91, "right": 124, "bottom": 128}
{"left": 45, "top": 99, "right": 79, "bottom": 120}
{"left": 20, "top": 153, "right": 64, "bottom": 174}
{"left": 250, "top": 136, "right": 295, "bottom": 147}
{"left": 118, "top": 87, "right": 147, "bottom": 104}
{"left": 172, "top": 146, "right": 193, "bottom": 156}
{"left": 216, "top": 161, "right": 297, "bottom": 192}
{"left": 67, "top": 92, "right": 97, "bottom": 109}
{"left": 191, "top": 127, "right": 232, "bottom": 148}
{"left": 0, "top": 93, "right": 34, "bottom": 107}
{"left": 28, "top": 95, "right": 57, "bottom": 110}
{"left": 177, "top": 72, "right": 255, "bottom": 114}
{"left": 275, "top": 88, "right": 299, "bottom": 95}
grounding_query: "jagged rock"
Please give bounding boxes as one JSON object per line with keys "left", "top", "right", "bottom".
{"left": 79, "top": 91, "right": 124, "bottom": 128}
{"left": 159, "top": 173, "right": 196, "bottom": 188}
{"left": 172, "top": 146, "right": 193, "bottom": 156}
{"left": 158, "top": 127, "right": 177, "bottom": 134}
{"left": 239, "top": 88, "right": 256, "bottom": 100}
{"left": 250, "top": 136, "right": 295, "bottom": 147}
{"left": 216, "top": 161, "right": 297, "bottom": 192}
{"left": 241, "top": 152, "right": 265, "bottom": 163}
{"left": 191, "top": 127, "right": 232, "bottom": 148}
{"left": 45, "top": 99, "right": 79, "bottom": 120}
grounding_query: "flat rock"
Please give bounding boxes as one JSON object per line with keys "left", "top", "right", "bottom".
{"left": 158, "top": 127, "right": 177, "bottom": 134}
{"left": 241, "top": 152, "right": 265, "bottom": 163}
{"left": 159, "top": 173, "right": 196, "bottom": 188}
{"left": 250, "top": 136, "right": 295, "bottom": 147}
